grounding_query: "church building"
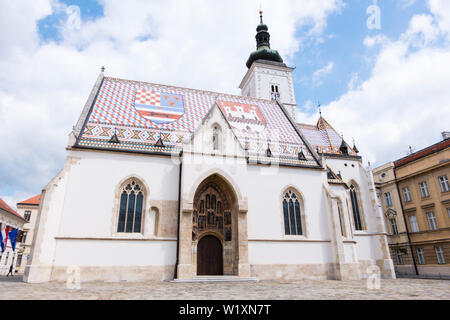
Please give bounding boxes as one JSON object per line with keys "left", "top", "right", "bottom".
{"left": 25, "top": 12, "right": 395, "bottom": 283}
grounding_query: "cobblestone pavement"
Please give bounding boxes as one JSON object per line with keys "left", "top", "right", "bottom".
{"left": 0, "top": 277, "right": 449, "bottom": 300}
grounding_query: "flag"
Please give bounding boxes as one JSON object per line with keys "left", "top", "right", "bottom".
{"left": 0, "top": 227, "right": 8, "bottom": 253}
{"left": 8, "top": 229, "right": 18, "bottom": 252}
{"left": 134, "top": 89, "right": 184, "bottom": 124}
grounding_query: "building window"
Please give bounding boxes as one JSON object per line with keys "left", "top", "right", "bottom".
{"left": 350, "top": 185, "right": 363, "bottom": 231}
{"left": 117, "top": 179, "right": 145, "bottom": 233}
{"left": 16, "top": 254, "right": 23, "bottom": 267}
{"left": 282, "top": 189, "right": 303, "bottom": 236}
{"left": 402, "top": 187, "right": 412, "bottom": 202}
{"left": 419, "top": 182, "right": 430, "bottom": 198}
{"left": 439, "top": 176, "right": 449, "bottom": 193}
{"left": 395, "top": 249, "right": 404, "bottom": 265}
{"left": 384, "top": 192, "right": 393, "bottom": 207}
{"left": 435, "top": 246, "right": 446, "bottom": 264}
{"left": 212, "top": 126, "right": 221, "bottom": 151}
{"left": 416, "top": 248, "right": 426, "bottom": 265}
{"left": 390, "top": 218, "right": 399, "bottom": 235}
{"left": 426, "top": 212, "right": 438, "bottom": 231}
{"left": 270, "top": 85, "right": 280, "bottom": 101}
{"left": 409, "top": 215, "right": 419, "bottom": 233}
{"left": 24, "top": 210, "right": 31, "bottom": 222}
{"left": 21, "top": 231, "right": 27, "bottom": 243}
{"left": 447, "top": 208, "right": 450, "bottom": 218}
{"left": 337, "top": 204, "right": 346, "bottom": 237}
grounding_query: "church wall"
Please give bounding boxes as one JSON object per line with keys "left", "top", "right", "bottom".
{"left": 248, "top": 241, "right": 333, "bottom": 264}
{"left": 326, "top": 158, "right": 377, "bottom": 232}
{"left": 245, "top": 165, "right": 328, "bottom": 241}
{"left": 56, "top": 149, "right": 179, "bottom": 239}
{"left": 326, "top": 158, "right": 395, "bottom": 278}
{"left": 24, "top": 157, "right": 74, "bottom": 283}
{"left": 53, "top": 239, "right": 176, "bottom": 266}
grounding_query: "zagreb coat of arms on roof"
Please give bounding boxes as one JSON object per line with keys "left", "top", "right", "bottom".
{"left": 217, "top": 100, "right": 267, "bottom": 134}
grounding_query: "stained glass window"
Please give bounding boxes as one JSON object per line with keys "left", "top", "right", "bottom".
{"left": 283, "top": 189, "right": 303, "bottom": 235}
{"left": 117, "top": 180, "right": 145, "bottom": 233}
{"left": 350, "top": 185, "right": 363, "bottom": 231}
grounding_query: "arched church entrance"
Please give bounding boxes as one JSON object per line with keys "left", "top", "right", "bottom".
{"left": 192, "top": 175, "right": 237, "bottom": 276}
{"left": 197, "top": 235, "right": 223, "bottom": 275}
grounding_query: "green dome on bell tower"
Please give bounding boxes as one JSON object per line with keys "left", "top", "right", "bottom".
{"left": 246, "top": 11, "right": 285, "bottom": 69}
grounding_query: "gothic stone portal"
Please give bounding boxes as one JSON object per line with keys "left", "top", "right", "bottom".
{"left": 193, "top": 178, "right": 238, "bottom": 276}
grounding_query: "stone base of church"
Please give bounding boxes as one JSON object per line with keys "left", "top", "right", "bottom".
{"left": 357, "top": 259, "right": 396, "bottom": 279}
{"left": 24, "top": 260, "right": 395, "bottom": 283}
{"left": 25, "top": 265, "right": 175, "bottom": 283}
{"left": 24, "top": 265, "right": 54, "bottom": 283}
{"left": 250, "top": 261, "right": 396, "bottom": 281}
{"left": 250, "top": 263, "right": 335, "bottom": 281}
{"left": 336, "top": 262, "right": 363, "bottom": 281}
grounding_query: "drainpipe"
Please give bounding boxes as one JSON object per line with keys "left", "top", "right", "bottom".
{"left": 174, "top": 151, "right": 183, "bottom": 279}
{"left": 393, "top": 169, "right": 419, "bottom": 276}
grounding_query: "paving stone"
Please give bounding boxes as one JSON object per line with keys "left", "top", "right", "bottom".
{"left": 0, "top": 278, "right": 448, "bottom": 300}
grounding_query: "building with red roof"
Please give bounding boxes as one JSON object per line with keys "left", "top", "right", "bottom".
{"left": 0, "top": 198, "right": 26, "bottom": 275}
{"left": 16, "top": 194, "right": 42, "bottom": 274}
{"left": 374, "top": 132, "right": 449, "bottom": 278}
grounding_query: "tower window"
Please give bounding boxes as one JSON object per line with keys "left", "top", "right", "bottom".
{"left": 271, "top": 85, "right": 280, "bottom": 101}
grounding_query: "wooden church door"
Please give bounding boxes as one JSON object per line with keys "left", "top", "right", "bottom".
{"left": 197, "top": 235, "right": 223, "bottom": 276}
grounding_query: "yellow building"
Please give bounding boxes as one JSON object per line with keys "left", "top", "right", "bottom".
{"left": 374, "top": 132, "right": 450, "bottom": 277}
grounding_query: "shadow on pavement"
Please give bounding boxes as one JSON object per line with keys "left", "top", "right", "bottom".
{"left": 0, "top": 275, "right": 23, "bottom": 283}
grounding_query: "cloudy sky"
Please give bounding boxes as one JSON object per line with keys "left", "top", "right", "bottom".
{"left": 1, "top": 0, "right": 449, "bottom": 207}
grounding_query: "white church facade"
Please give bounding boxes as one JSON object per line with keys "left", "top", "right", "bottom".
{"left": 25, "top": 13, "right": 395, "bottom": 283}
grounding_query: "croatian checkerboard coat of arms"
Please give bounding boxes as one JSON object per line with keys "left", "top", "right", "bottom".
{"left": 134, "top": 88, "right": 185, "bottom": 124}
{"left": 217, "top": 100, "right": 267, "bottom": 134}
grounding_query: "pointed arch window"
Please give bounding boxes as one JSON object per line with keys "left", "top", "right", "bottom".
{"left": 271, "top": 84, "right": 280, "bottom": 101}
{"left": 282, "top": 189, "right": 303, "bottom": 235}
{"left": 117, "top": 179, "right": 144, "bottom": 233}
{"left": 213, "top": 126, "right": 219, "bottom": 151}
{"left": 350, "top": 184, "right": 363, "bottom": 231}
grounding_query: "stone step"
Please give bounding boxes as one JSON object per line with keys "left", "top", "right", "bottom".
{"left": 171, "top": 276, "right": 259, "bottom": 283}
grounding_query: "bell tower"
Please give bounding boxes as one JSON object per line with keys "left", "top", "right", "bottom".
{"left": 239, "top": 10, "right": 297, "bottom": 120}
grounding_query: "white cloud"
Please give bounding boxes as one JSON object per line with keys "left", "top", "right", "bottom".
{"left": 0, "top": 0, "right": 343, "bottom": 204}
{"left": 299, "top": 0, "right": 450, "bottom": 166}
{"left": 312, "top": 61, "right": 334, "bottom": 87}
{"left": 428, "top": 0, "right": 450, "bottom": 34}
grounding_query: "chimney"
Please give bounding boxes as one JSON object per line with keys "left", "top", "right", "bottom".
{"left": 442, "top": 131, "right": 450, "bottom": 140}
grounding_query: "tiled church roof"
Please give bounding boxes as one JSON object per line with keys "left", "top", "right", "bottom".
{"left": 75, "top": 76, "right": 322, "bottom": 167}
{"left": 297, "top": 117, "right": 359, "bottom": 157}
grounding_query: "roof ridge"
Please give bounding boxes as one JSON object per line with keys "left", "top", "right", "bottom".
{"left": 17, "top": 194, "right": 41, "bottom": 206}
{"left": 0, "top": 198, "right": 25, "bottom": 221}
{"left": 104, "top": 76, "right": 281, "bottom": 105}
{"left": 394, "top": 138, "right": 450, "bottom": 167}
